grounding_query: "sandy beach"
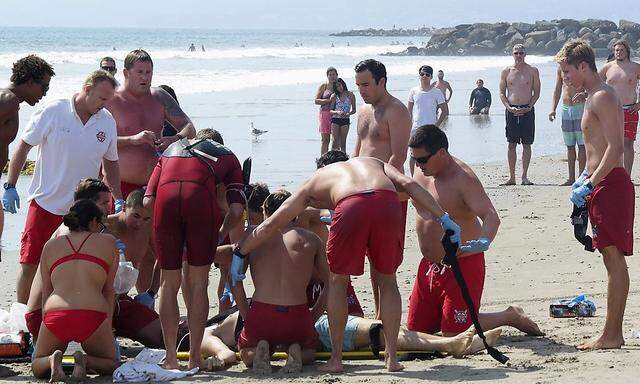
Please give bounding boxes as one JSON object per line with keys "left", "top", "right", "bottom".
{"left": 1, "top": 152, "right": 638, "bottom": 383}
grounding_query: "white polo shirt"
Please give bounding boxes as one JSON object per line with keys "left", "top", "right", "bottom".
{"left": 408, "top": 86, "right": 446, "bottom": 128}
{"left": 22, "top": 96, "right": 118, "bottom": 215}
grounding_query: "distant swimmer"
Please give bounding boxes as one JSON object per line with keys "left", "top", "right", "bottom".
{"left": 434, "top": 70, "right": 453, "bottom": 103}
{"left": 201, "top": 44, "right": 206, "bottom": 52}
{"left": 499, "top": 44, "right": 541, "bottom": 186}
{"left": 599, "top": 40, "right": 640, "bottom": 175}
{"left": 331, "top": 43, "right": 334, "bottom": 47}
{"left": 231, "top": 152, "right": 461, "bottom": 373}
{"left": 549, "top": 66, "right": 586, "bottom": 186}
{"left": 557, "top": 40, "right": 633, "bottom": 351}
{"left": 188, "top": 43, "right": 196, "bottom": 52}
{"left": 469, "top": 78, "right": 491, "bottom": 115}
{"left": 0, "top": 55, "right": 54, "bottom": 260}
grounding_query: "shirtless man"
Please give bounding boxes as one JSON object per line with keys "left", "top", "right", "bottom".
{"left": 557, "top": 40, "right": 633, "bottom": 350}
{"left": 231, "top": 151, "right": 461, "bottom": 372}
{"left": 434, "top": 70, "right": 453, "bottom": 103}
{"left": 598, "top": 40, "right": 640, "bottom": 175}
{"left": 407, "top": 125, "right": 542, "bottom": 338}
{"left": 0, "top": 55, "right": 53, "bottom": 257}
{"left": 231, "top": 190, "right": 328, "bottom": 374}
{"left": 352, "top": 59, "right": 412, "bottom": 317}
{"left": 550, "top": 66, "right": 587, "bottom": 185}
{"left": 499, "top": 44, "right": 541, "bottom": 185}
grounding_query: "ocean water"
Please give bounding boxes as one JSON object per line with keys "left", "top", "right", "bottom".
{"left": 1, "top": 28, "right": 570, "bottom": 250}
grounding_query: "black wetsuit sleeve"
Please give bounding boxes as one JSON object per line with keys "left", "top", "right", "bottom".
{"left": 469, "top": 90, "right": 475, "bottom": 107}
{"left": 222, "top": 154, "right": 245, "bottom": 205}
{"left": 486, "top": 89, "right": 491, "bottom": 107}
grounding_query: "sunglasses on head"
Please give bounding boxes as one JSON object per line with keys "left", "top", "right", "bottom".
{"left": 411, "top": 151, "right": 436, "bottom": 164}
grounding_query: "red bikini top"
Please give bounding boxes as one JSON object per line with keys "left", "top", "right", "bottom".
{"left": 49, "top": 233, "right": 110, "bottom": 274}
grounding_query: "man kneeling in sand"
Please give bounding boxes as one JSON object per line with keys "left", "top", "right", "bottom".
{"left": 231, "top": 151, "right": 461, "bottom": 372}
{"left": 232, "top": 190, "right": 328, "bottom": 374}
{"left": 407, "top": 125, "right": 543, "bottom": 339}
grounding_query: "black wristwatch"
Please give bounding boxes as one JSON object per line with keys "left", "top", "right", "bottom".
{"left": 233, "top": 245, "right": 247, "bottom": 259}
{"left": 3, "top": 182, "right": 15, "bottom": 190}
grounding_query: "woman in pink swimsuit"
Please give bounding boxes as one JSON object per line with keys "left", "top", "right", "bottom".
{"left": 314, "top": 67, "right": 338, "bottom": 155}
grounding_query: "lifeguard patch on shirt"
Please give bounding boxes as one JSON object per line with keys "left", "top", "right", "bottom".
{"left": 96, "top": 131, "right": 106, "bottom": 142}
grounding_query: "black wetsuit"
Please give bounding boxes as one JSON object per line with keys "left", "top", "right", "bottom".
{"left": 469, "top": 87, "right": 492, "bottom": 113}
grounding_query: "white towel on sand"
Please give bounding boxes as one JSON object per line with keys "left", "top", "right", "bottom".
{"left": 113, "top": 348, "right": 198, "bottom": 382}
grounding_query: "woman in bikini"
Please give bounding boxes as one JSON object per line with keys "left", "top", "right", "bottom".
{"left": 329, "top": 78, "right": 356, "bottom": 152}
{"left": 314, "top": 67, "right": 338, "bottom": 155}
{"left": 32, "top": 199, "right": 118, "bottom": 382}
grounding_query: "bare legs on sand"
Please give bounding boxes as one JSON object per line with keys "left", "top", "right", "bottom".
{"left": 502, "top": 143, "right": 533, "bottom": 185}
{"left": 561, "top": 144, "right": 586, "bottom": 186}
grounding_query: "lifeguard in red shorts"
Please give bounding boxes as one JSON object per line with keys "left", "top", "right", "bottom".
{"left": 144, "top": 137, "right": 244, "bottom": 370}
{"left": 559, "top": 40, "right": 635, "bottom": 350}
{"left": 231, "top": 151, "right": 460, "bottom": 373}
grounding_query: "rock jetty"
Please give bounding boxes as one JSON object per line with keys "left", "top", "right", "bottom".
{"left": 386, "top": 19, "right": 640, "bottom": 56}
{"left": 330, "top": 27, "right": 434, "bottom": 37}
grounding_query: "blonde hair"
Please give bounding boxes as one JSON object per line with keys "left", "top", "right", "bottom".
{"left": 83, "top": 69, "right": 117, "bottom": 88}
{"left": 554, "top": 39, "right": 597, "bottom": 72}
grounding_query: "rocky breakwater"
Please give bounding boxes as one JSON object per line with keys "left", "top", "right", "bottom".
{"left": 387, "top": 19, "right": 640, "bottom": 56}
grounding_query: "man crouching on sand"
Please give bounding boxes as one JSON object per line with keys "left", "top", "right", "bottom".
{"left": 407, "top": 125, "right": 543, "bottom": 339}
{"left": 232, "top": 190, "right": 329, "bottom": 374}
{"left": 231, "top": 150, "right": 461, "bottom": 372}
{"left": 557, "top": 40, "right": 634, "bottom": 350}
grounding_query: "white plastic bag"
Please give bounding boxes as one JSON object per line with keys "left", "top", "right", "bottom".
{"left": 114, "top": 261, "right": 139, "bottom": 295}
{"left": 0, "top": 303, "right": 28, "bottom": 333}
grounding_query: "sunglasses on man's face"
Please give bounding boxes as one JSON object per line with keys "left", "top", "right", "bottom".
{"left": 411, "top": 151, "right": 436, "bottom": 164}
{"left": 420, "top": 72, "right": 432, "bottom": 77}
{"left": 101, "top": 66, "right": 116, "bottom": 72}
{"left": 513, "top": 51, "right": 525, "bottom": 56}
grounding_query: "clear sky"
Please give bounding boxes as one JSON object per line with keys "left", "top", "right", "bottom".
{"left": 0, "top": 0, "right": 637, "bottom": 30}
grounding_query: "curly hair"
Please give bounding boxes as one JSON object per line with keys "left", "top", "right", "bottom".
{"left": 10, "top": 55, "right": 55, "bottom": 86}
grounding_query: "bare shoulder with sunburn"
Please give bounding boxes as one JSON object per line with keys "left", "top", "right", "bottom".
{"left": 317, "top": 157, "right": 396, "bottom": 204}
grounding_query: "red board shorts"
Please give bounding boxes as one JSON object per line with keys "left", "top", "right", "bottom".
{"left": 111, "top": 181, "right": 145, "bottom": 213}
{"left": 306, "top": 279, "right": 364, "bottom": 316}
{"left": 407, "top": 253, "right": 485, "bottom": 334}
{"left": 20, "top": 200, "right": 64, "bottom": 265}
{"left": 588, "top": 167, "right": 634, "bottom": 256}
{"left": 623, "top": 107, "right": 638, "bottom": 141}
{"left": 113, "top": 295, "right": 159, "bottom": 339}
{"left": 238, "top": 301, "right": 318, "bottom": 351}
{"left": 153, "top": 181, "right": 221, "bottom": 270}
{"left": 326, "top": 189, "right": 403, "bottom": 276}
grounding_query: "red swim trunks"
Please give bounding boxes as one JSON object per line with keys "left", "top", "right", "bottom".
{"left": 306, "top": 279, "right": 364, "bottom": 317}
{"left": 111, "top": 181, "right": 145, "bottom": 213}
{"left": 238, "top": 301, "right": 318, "bottom": 351}
{"left": 623, "top": 108, "right": 639, "bottom": 141}
{"left": 407, "top": 253, "right": 485, "bottom": 334}
{"left": 588, "top": 167, "right": 634, "bottom": 256}
{"left": 326, "top": 189, "right": 403, "bottom": 275}
{"left": 20, "top": 200, "right": 64, "bottom": 265}
{"left": 113, "top": 295, "right": 159, "bottom": 340}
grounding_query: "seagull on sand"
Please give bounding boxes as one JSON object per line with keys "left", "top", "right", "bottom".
{"left": 249, "top": 122, "right": 268, "bottom": 137}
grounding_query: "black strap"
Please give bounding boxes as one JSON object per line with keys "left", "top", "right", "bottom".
{"left": 368, "top": 323, "right": 384, "bottom": 359}
{"left": 441, "top": 230, "right": 509, "bottom": 364}
{"left": 571, "top": 204, "right": 595, "bottom": 252}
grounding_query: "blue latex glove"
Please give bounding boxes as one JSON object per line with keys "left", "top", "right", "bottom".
{"left": 133, "top": 292, "right": 155, "bottom": 309}
{"left": 114, "top": 199, "right": 125, "bottom": 213}
{"left": 570, "top": 179, "right": 593, "bottom": 207}
{"left": 115, "top": 239, "right": 126, "bottom": 252}
{"left": 460, "top": 237, "right": 491, "bottom": 253}
{"left": 2, "top": 187, "right": 20, "bottom": 214}
{"left": 439, "top": 213, "right": 461, "bottom": 244}
{"left": 572, "top": 169, "right": 589, "bottom": 190}
{"left": 220, "top": 282, "right": 234, "bottom": 304}
{"left": 319, "top": 209, "right": 334, "bottom": 224}
{"left": 230, "top": 253, "right": 246, "bottom": 286}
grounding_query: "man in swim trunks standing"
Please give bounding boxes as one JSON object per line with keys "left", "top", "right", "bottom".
{"left": 0, "top": 55, "right": 53, "bottom": 259}
{"left": 144, "top": 137, "right": 244, "bottom": 369}
{"left": 3, "top": 70, "right": 122, "bottom": 304}
{"left": 407, "top": 125, "right": 543, "bottom": 338}
{"left": 231, "top": 190, "right": 328, "bottom": 374}
{"left": 434, "top": 70, "right": 453, "bottom": 103}
{"left": 231, "top": 151, "right": 461, "bottom": 372}
{"left": 499, "top": 44, "right": 541, "bottom": 185}
{"left": 598, "top": 40, "right": 640, "bottom": 175}
{"left": 550, "top": 66, "right": 587, "bottom": 185}
{"left": 557, "top": 40, "right": 633, "bottom": 350}
{"left": 353, "top": 59, "right": 412, "bottom": 316}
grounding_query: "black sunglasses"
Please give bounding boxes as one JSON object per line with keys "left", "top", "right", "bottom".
{"left": 411, "top": 151, "right": 436, "bottom": 164}
{"left": 101, "top": 66, "right": 116, "bottom": 72}
{"left": 513, "top": 51, "right": 525, "bottom": 55}
{"left": 419, "top": 72, "right": 432, "bottom": 77}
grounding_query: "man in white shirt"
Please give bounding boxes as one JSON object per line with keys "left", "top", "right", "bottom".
{"left": 3, "top": 70, "right": 123, "bottom": 303}
{"left": 407, "top": 65, "right": 449, "bottom": 173}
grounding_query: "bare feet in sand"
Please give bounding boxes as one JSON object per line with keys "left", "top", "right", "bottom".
{"left": 521, "top": 177, "right": 534, "bottom": 185}
{"left": 49, "top": 350, "right": 66, "bottom": 383}
{"left": 560, "top": 179, "right": 575, "bottom": 186}
{"left": 577, "top": 335, "right": 624, "bottom": 351}
{"left": 282, "top": 344, "right": 302, "bottom": 374}
{"left": 318, "top": 357, "right": 343, "bottom": 373}
{"left": 204, "top": 356, "right": 225, "bottom": 371}
{"left": 500, "top": 178, "right": 516, "bottom": 186}
{"left": 508, "top": 305, "right": 544, "bottom": 336}
{"left": 448, "top": 327, "right": 475, "bottom": 358}
{"left": 252, "top": 340, "right": 272, "bottom": 375}
{"left": 465, "top": 328, "right": 503, "bottom": 355}
{"left": 70, "top": 351, "right": 87, "bottom": 381}
{"left": 384, "top": 354, "right": 404, "bottom": 372}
